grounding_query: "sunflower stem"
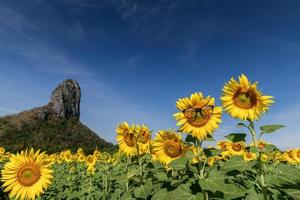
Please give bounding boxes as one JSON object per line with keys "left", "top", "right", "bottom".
{"left": 196, "top": 139, "right": 209, "bottom": 200}
{"left": 136, "top": 143, "right": 144, "bottom": 185}
{"left": 248, "top": 120, "right": 268, "bottom": 200}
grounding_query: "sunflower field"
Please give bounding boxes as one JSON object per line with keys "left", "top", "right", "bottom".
{"left": 0, "top": 74, "right": 300, "bottom": 200}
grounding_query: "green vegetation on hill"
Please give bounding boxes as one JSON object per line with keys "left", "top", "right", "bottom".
{"left": 0, "top": 115, "right": 116, "bottom": 154}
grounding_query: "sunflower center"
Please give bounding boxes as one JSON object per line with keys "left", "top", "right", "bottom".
{"left": 139, "top": 131, "right": 150, "bottom": 144}
{"left": 258, "top": 142, "right": 266, "bottom": 149}
{"left": 164, "top": 140, "right": 182, "bottom": 158}
{"left": 17, "top": 164, "right": 41, "bottom": 186}
{"left": 232, "top": 143, "right": 242, "bottom": 151}
{"left": 245, "top": 152, "right": 253, "bottom": 159}
{"left": 124, "top": 132, "right": 136, "bottom": 147}
{"left": 297, "top": 151, "right": 300, "bottom": 158}
{"left": 233, "top": 88, "right": 257, "bottom": 109}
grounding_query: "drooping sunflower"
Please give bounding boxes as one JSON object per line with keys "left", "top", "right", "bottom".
{"left": 151, "top": 130, "right": 185, "bottom": 165}
{"left": 174, "top": 92, "right": 222, "bottom": 140}
{"left": 136, "top": 124, "right": 151, "bottom": 155}
{"left": 1, "top": 149, "right": 53, "bottom": 200}
{"left": 221, "top": 74, "right": 274, "bottom": 121}
{"left": 116, "top": 122, "right": 138, "bottom": 157}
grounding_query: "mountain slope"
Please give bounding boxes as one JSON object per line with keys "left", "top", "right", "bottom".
{"left": 0, "top": 80, "right": 115, "bottom": 154}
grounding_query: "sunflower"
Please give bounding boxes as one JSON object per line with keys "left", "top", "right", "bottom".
{"left": 243, "top": 151, "right": 257, "bottom": 161}
{"left": 77, "top": 154, "right": 86, "bottom": 162}
{"left": 292, "top": 149, "right": 300, "bottom": 163}
{"left": 77, "top": 148, "right": 84, "bottom": 155}
{"left": 221, "top": 74, "right": 274, "bottom": 121}
{"left": 227, "top": 141, "right": 245, "bottom": 156}
{"left": 283, "top": 150, "right": 297, "bottom": 164}
{"left": 85, "top": 155, "right": 96, "bottom": 166}
{"left": 1, "top": 149, "right": 53, "bottom": 200}
{"left": 86, "top": 164, "right": 96, "bottom": 175}
{"left": 174, "top": 92, "right": 222, "bottom": 140}
{"left": 216, "top": 140, "right": 230, "bottom": 151}
{"left": 116, "top": 122, "right": 138, "bottom": 157}
{"left": 0, "top": 147, "right": 5, "bottom": 154}
{"left": 260, "top": 153, "right": 269, "bottom": 162}
{"left": 151, "top": 130, "right": 185, "bottom": 165}
{"left": 136, "top": 124, "right": 151, "bottom": 155}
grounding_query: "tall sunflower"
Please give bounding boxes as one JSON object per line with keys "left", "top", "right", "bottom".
{"left": 116, "top": 122, "right": 138, "bottom": 157}
{"left": 221, "top": 74, "right": 274, "bottom": 121}
{"left": 174, "top": 92, "right": 222, "bottom": 140}
{"left": 136, "top": 124, "right": 151, "bottom": 155}
{"left": 1, "top": 149, "right": 53, "bottom": 200}
{"left": 151, "top": 130, "right": 185, "bottom": 165}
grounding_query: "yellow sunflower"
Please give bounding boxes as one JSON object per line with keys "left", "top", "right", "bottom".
{"left": 0, "top": 147, "right": 5, "bottom": 154}
{"left": 292, "top": 149, "right": 300, "bottom": 163}
{"left": 227, "top": 141, "right": 245, "bottom": 156}
{"left": 136, "top": 124, "right": 151, "bottom": 155}
{"left": 151, "top": 130, "right": 185, "bottom": 165}
{"left": 174, "top": 92, "right": 222, "bottom": 140}
{"left": 1, "top": 149, "right": 53, "bottom": 200}
{"left": 221, "top": 74, "right": 274, "bottom": 121}
{"left": 216, "top": 140, "right": 230, "bottom": 151}
{"left": 243, "top": 151, "right": 257, "bottom": 161}
{"left": 116, "top": 122, "right": 138, "bottom": 157}
{"left": 260, "top": 153, "right": 269, "bottom": 162}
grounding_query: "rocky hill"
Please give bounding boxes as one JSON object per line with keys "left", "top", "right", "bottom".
{"left": 0, "top": 79, "right": 115, "bottom": 154}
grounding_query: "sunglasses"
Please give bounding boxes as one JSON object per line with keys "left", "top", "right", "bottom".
{"left": 182, "top": 97, "right": 214, "bottom": 120}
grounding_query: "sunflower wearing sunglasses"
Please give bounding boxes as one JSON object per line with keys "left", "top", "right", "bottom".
{"left": 174, "top": 92, "right": 222, "bottom": 140}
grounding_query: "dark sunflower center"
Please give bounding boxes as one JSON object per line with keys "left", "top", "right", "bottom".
{"left": 17, "top": 164, "right": 41, "bottom": 186}
{"left": 258, "top": 142, "right": 266, "bottom": 149}
{"left": 233, "top": 88, "right": 257, "bottom": 109}
{"left": 232, "top": 143, "right": 242, "bottom": 151}
{"left": 124, "top": 132, "right": 136, "bottom": 147}
{"left": 164, "top": 140, "right": 182, "bottom": 158}
{"left": 139, "top": 131, "right": 150, "bottom": 144}
{"left": 219, "top": 142, "right": 227, "bottom": 150}
{"left": 246, "top": 152, "right": 253, "bottom": 159}
{"left": 297, "top": 151, "right": 300, "bottom": 158}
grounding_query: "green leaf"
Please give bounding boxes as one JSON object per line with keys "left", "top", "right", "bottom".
{"left": 185, "top": 135, "right": 196, "bottom": 143}
{"left": 127, "top": 168, "right": 139, "bottom": 179}
{"left": 134, "top": 182, "right": 152, "bottom": 199}
{"left": 225, "top": 133, "right": 247, "bottom": 142}
{"left": 266, "top": 164, "right": 300, "bottom": 187}
{"left": 282, "top": 189, "right": 300, "bottom": 200}
{"left": 155, "top": 172, "right": 168, "bottom": 182}
{"left": 170, "top": 157, "right": 189, "bottom": 170}
{"left": 121, "top": 191, "right": 134, "bottom": 200}
{"left": 222, "top": 184, "right": 245, "bottom": 199}
{"left": 248, "top": 146, "right": 258, "bottom": 153}
{"left": 198, "top": 172, "right": 225, "bottom": 193}
{"left": 264, "top": 144, "right": 278, "bottom": 152}
{"left": 245, "top": 188, "right": 260, "bottom": 200}
{"left": 222, "top": 156, "right": 252, "bottom": 172}
{"left": 237, "top": 122, "right": 247, "bottom": 128}
{"left": 152, "top": 188, "right": 168, "bottom": 200}
{"left": 203, "top": 135, "right": 215, "bottom": 141}
{"left": 167, "top": 183, "right": 203, "bottom": 200}
{"left": 185, "top": 150, "right": 196, "bottom": 160}
{"left": 203, "top": 148, "right": 222, "bottom": 157}
{"left": 260, "top": 125, "right": 285, "bottom": 134}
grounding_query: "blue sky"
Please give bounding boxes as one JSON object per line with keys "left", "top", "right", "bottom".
{"left": 0, "top": 0, "right": 299, "bottom": 149}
